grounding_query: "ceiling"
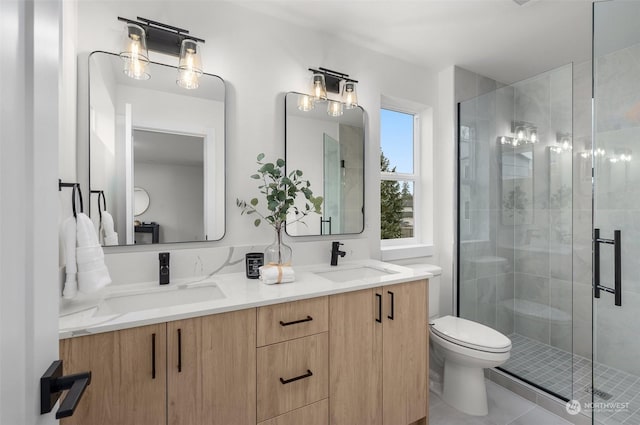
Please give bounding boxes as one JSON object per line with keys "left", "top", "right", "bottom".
{"left": 238, "top": 0, "right": 593, "bottom": 84}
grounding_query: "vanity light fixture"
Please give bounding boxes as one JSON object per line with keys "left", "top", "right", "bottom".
{"left": 305, "top": 67, "right": 359, "bottom": 116}
{"left": 119, "top": 23, "right": 150, "bottom": 80}
{"left": 341, "top": 81, "right": 358, "bottom": 109}
{"left": 499, "top": 121, "right": 539, "bottom": 147}
{"left": 117, "top": 17, "right": 205, "bottom": 89}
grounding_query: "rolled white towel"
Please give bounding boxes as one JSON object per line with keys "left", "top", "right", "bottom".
{"left": 259, "top": 264, "right": 295, "bottom": 285}
{"left": 76, "top": 213, "right": 111, "bottom": 293}
{"left": 61, "top": 216, "right": 78, "bottom": 299}
{"left": 101, "top": 210, "right": 119, "bottom": 246}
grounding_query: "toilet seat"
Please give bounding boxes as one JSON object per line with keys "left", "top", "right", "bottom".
{"left": 430, "top": 315, "right": 511, "bottom": 354}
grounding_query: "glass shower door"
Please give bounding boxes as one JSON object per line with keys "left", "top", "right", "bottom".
{"left": 592, "top": 1, "right": 640, "bottom": 423}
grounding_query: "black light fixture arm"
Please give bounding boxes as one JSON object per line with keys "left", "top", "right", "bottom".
{"left": 308, "top": 67, "right": 358, "bottom": 94}
{"left": 117, "top": 16, "right": 205, "bottom": 57}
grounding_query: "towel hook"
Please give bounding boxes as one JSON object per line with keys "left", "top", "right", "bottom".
{"left": 71, "top": 184, "right": 83, "bottom": 219}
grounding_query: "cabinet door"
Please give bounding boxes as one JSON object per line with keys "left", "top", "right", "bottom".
{"left": 329, "top": 288, "right": 382, "bottom": 425}
{"left": 167, "top": 308, "right": 256, "bottom": 425}
{"left": 382, "top": 280, "right": 428, "bottom": 425}
{"left": 59, "top": 324, "right": 167, "bottom": 425}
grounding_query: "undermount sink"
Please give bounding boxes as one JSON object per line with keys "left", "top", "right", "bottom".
{"left": 314, "top": 266, "right": 398, "bottom": 282}
{"left": 94, "top": 284, "right": 225, "bottom": 316}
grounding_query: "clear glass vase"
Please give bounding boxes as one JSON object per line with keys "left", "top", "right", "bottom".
{"left": 264, "top": 227, "right": 292, "bottom": 265}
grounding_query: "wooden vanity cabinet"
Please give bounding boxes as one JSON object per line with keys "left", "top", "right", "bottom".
{"left": 59, "top": 323, "right": 167, "bottom": 425}
{"left": 329, "top": 280, "right": 428, "bottom": 425}
{"left": 59, "top": 309, "right": 256, "bottom": 425}
{"left": 167, "top": 308, "right": 256, "bottom": 425}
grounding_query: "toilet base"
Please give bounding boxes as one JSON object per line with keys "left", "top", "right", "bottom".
{"left": 442, "top": 360, "right": 488, "bottom": 416}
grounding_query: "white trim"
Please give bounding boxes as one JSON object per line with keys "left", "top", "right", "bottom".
{"left": 381, "top": 244, "right": 434, "bottom": 261}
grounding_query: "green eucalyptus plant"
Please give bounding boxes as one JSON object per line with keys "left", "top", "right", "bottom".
{"left": 237, "top": 153, "right": 323, "bottom": 234}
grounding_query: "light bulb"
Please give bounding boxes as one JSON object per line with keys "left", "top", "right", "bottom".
{"left": 311, "top": 74, "right": 327, "bottom": 101}
{"left": 530, "top": 130, "right": 538, "bottom": 143}
{"left": 341, "top": 81, "right": 358, "bottom": 109}
{"left": 177, "top": 39, "right": 203, "bottom": 90}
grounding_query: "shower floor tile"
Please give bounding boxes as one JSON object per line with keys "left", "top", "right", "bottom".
{"left": 502, "top": 334, "right": 640, "bottom": 425}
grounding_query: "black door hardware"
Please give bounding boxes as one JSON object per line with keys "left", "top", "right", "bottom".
{"left": 152, "top": 333, "right": 156, "bottom": 379}
{"left": 40, "top": 360, "right": 91, "bottom": 419}
{"left": 280, "top": 316, "right": 313, "bottom": 327}
{"left": 375, "top": 293, "right": 382, "bottom": 323}
{"left": 387, "top": 291, "right": 395, "bottom": 320}
{"left": 177, "top": 328, "right": 182, "bottom": 372}
{"left": 280, "top": 369, "right": 313, "bottom": 385}
{"left": 594, "top": 228, "right": 622, "bottom": 306}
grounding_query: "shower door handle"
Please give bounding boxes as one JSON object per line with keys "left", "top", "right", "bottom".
{"left": 594, "top": 228, "right": 622, "bottom": 306}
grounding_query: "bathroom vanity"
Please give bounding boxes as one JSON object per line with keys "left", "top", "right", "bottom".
{"left": 58, "top": 261, "right": 430, "bottom": 425}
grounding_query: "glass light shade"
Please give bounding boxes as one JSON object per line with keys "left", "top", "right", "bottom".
{"left": 529, "top": 129, "right": 538, "bottom": 143}
{"left": 327, "top": 100, "right": 343, "bottom": 117}
{"left": 516, "top": 126, "right": 526, "bottom": 141}
{"left": 297, "top": 94, "right": 314, "bottom": 112}
{"left": 119, "top": 23, "right": 150, "bottom": 80}
{"left": 341, "top": 81, "right": 358, "bottom": 109}
{"left": 177, "top": 39, "right": 203, "bottom": 90}
{"left": 311, "top": 73, "right": 327, "bottom": 101}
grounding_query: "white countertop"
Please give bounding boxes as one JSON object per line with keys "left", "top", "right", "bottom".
{"left": 59, "top": 260, "right": 432, "bottom": 339}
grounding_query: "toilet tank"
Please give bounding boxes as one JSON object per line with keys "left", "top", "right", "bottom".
{"left": 404, "top": 264, "right": 442, "bottom": 320}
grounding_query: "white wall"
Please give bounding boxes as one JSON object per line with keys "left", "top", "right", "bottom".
{"left": 1, "top": 0, "right": 62, "bottom": 423}
{"left": 64, "top": 0, "right": 440, "bottom": 283}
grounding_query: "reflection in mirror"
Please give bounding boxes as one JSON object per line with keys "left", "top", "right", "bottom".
{"left": 500, "top": 143, "right": 534, "bottom": 225}
{"left": 88, "top": 51, "right": 225, "bottom": 245}
{"left": 285, "top": 92, "right": 365, "bottom": 236}
{"left": 133, "top": 186, "right": 150, "bottom": 216}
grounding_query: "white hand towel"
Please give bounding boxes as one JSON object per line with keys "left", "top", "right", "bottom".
{"left": 259, "top": 264, "right": 295, "bottom": 285}
{"left": 101, "top": 210, "right": 119, "bottom": 246}
{"left": 62, "top": 216, "right": 78, "bottom": 299}
{"left": 75, "top": 213, "right": 111, "bottom": 293}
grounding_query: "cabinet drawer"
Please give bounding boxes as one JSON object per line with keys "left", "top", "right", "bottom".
{"left": 257, "top": 332, "right": 328, "bottom": 422}
{"left": 257, "top": 399, "right": 328, "bottom": 425}
{"left": 257, "top": 297, "right": 328, "bottom": 346}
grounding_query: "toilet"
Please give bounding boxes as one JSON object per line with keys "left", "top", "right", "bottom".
{"left": 410, "top": 264, "right": 512, "bottom": 416}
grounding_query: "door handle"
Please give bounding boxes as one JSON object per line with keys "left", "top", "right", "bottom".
{"left": 375, "top": 293, "right": 382, "bottom": 323}
{"left": 40, "top": 360, "right": 92, "bottom": 419}
{"left": 280, "top": 316, "right": 313, "bottom": 327}
{"left": 594, "top": 228, "right": 622, "bottom": 306}
{"left": 280, "top": 369, "right": 313, "bottom": 385}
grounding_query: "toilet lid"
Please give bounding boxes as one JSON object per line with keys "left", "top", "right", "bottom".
{"left": 430, "top": 315, "right": 511, "bottom": 353}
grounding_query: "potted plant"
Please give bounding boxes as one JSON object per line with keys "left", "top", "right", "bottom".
{"left": 237, "top": 153, "right": 323, "bottom": 265}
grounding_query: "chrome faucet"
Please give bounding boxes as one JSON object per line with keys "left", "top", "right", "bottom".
{"left": 330, "top": 241, "right": 346, "bottom": 266}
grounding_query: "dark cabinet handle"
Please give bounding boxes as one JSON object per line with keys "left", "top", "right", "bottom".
{"left": 56, "top": 376, "right": 91, "bottom": 419}
{"left": 375, "top": 293, "right": 382, "bottom": 323}
{"left": 594, "top": 228, "right": 622, "bottom": 306}
{"left": 151, "top": 333, "right": 156, "bottom": 379}
{"left": 177, "top": 328, "right": 182, "bottom": 372}
{"left": 280, "top": 316, "right": 313, "bottom": 327}
{"left": 387, "top": 291, "right": 395, "bottom": 320}
{"left": 280, "top": 369, "right": 313, "bottom": 385}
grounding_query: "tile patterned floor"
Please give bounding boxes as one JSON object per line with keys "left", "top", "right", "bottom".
{"left": 501, "top": 333, "right": 640, "bottom": 425}
{"left": 429, "top": 379, "right": 572, "bottom": 425}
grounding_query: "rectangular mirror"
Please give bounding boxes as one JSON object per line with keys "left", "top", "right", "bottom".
{"left": 89, "top": 51, "right": 225, "bottom": 245}
{"left": 285, "top": 92, "right": 365, "bottom": 236}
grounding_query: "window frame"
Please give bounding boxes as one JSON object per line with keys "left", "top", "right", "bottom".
{"left": 380, "top": 108, "right": 420, "bottom": 247}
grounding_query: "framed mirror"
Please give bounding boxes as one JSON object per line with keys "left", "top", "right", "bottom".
{"left": 285, "top": 92, "right": 365, "bottom": 236}
{"left": 88, "top": 51, "right": 225, "bottom": 245}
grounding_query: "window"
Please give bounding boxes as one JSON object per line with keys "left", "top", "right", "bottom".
{"left": 380, "top": 108, "right": 417, "bottom": 243}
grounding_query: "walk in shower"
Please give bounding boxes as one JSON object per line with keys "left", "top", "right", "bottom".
{"left": 457, "top": 2, "right": 640, "bottom": 423}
